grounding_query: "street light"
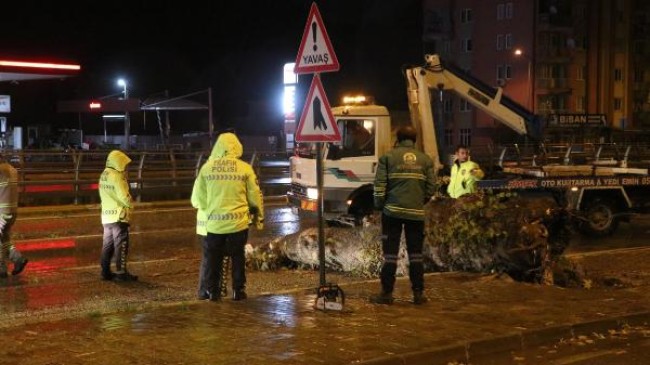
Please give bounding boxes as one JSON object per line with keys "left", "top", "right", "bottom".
{"left": 117, "top": 78, "right": 130, "bottom": 150}
{"left": 514, "top": 48, "right": 533, "bottom": 111}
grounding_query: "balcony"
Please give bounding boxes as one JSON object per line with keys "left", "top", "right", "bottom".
{"left": 537, "top": 13, "right": 575, "bottom": 32}
{"left": 536, "top": 78, "right": 571, "bottom": 94}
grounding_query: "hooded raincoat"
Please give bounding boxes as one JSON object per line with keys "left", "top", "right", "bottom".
{"left": 99, "top": 150, "right": 133, "bottom": 224}
{"left": 191, "top": 133, "right": 264, "bottom": 234}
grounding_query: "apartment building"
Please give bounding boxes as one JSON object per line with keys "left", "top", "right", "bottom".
{"left": 422, "top": 0, "right": 650, "bottom": 148}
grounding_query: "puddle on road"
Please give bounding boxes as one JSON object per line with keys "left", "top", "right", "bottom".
{"left": 257, "top": 207, "right": 313, "bottom": 238}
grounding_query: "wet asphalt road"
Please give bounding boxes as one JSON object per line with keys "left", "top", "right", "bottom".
{"left": 6, "top": 203, "right": 650, "bottom": 293}
{"left": 1, "top": 204, "right": 649, "bottom": 364}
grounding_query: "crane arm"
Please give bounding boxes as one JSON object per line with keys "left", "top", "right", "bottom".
{"left": 405, "top": 54, "right": 538, "bottom": 171}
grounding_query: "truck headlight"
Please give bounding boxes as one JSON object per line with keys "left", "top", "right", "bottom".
{"left": 307, "top": 188, "right": 318, "bottom": 200}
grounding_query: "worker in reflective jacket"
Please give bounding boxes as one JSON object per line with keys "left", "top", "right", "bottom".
{"left": 372, "top": 126, "right": 435, "bottom": 305}
{"left": 99, "top": 150, "right": 137, "bottom": 282}
{"left": 0, "top": 160, "right": 28, "bottom": 278}
{"left": 447, "top": 145, "right": 484, "bottom": 199}
{"left": 192, "top": 132, "right": 264, "bottom": 301}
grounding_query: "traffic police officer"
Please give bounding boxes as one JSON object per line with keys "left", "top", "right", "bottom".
{"left": 99, "top": 150, "right": 138, "bottom": 281}
{"left": 0, "top": 160, "right": 28, "bottom": 278}
{"left": 192, "top": 132, "right": 264, "bottom": 301}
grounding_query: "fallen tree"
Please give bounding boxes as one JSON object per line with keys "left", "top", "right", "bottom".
{"left": 247, "top": 191, "right": 575, "bottom": 285}
{"left": 425, "top": 191, "right": 572, "bottom": 283}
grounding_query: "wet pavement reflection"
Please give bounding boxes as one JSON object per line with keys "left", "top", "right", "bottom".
{"left": 2, "top": 273, "right": 650, "bottom": 365}
{"left": 1, "top": 203, "right": 649, "bottom": 364}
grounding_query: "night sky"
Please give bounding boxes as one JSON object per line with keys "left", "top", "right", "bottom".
{"left": 1, "top": 1, "right": 422, "bottom": 135}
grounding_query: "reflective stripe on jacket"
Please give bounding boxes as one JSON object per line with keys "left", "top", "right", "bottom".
{"left": 99, "top": 150, "right": 133, "bottom": 224}
{"left": 196, "top": 209, "right": 208, "bottom": 236}
{"left": 373, "top": 140, "right": 435, "bottom": 221}
{"left": 191, "top": 133, "right": 264, "bottom": 234}
{"left": 447, "top": 160, "right": 484, "bottom": 199}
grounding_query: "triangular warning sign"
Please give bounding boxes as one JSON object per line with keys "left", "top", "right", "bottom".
{"left": 295, "top": 74, "right": 341, "bottom": 143}
{"left": 294, "top": 2, "right": 340, "bottom": 74}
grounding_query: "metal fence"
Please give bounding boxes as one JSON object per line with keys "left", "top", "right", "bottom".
{"left": 4, "top": 149, "right": 290, "bottom": 206}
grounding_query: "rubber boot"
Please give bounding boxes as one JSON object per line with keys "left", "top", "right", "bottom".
{"left": 370, "top": 291, "right": 394, "bottom": 305}
{"left": 11, "top": 258, "right": 28, "bottom": 276}
{"left": 413, "top": 290, "right": 428, "bottom": 305}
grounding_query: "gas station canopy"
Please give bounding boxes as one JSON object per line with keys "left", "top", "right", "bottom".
{"left": 0, "top": 59, "right": 81, "bottom": 82}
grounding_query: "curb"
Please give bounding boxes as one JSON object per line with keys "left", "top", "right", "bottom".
{"left": 17, "top": 196, "right": 287, "bottom": 217}
{"left": 356, "top": 311, "right": 650, "bottom": 365}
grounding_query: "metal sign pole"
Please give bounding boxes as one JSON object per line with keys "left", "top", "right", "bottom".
{"left": 316, "top": 141, "right": 326, "bottom": 286}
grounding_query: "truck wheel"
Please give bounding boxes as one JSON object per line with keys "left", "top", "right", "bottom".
{"left": 579, "top": 198, "right": 619, "bottom": 237}
{"left": 348, "top": 192, "right": 374, "bottom": 224}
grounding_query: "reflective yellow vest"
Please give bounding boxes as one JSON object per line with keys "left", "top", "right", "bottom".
{"left": 447, "top": 160, "right": 484, "bottom": 199}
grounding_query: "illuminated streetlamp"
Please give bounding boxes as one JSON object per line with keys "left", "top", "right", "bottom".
{"left": 514, "top": 48, "right": 533, "bottom": 111}
{"left": 117, "top": 78, "right": 130, "bottom": 150}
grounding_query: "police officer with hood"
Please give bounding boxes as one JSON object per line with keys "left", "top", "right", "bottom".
{"left": 0, "top": 159, "right": 28, "bottom": 278}
{"left": 99, "top": 150, "right": 137, "bottom": 281}
{"left": 192, "top": 132, "right": 264, "bottom": 301}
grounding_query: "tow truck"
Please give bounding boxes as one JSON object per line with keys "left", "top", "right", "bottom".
{"left": 288, "top": 54, "right": 650, "bottom": 236}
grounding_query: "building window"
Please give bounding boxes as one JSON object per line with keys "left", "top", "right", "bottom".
{"left": 460, "top": 99, "right": 472, "bottom": 112}
{"left": 551, "top": 64, "right": 567, "bottom": 78}
{"left": 444, "top": 129, "right": 454, "bottom": 147}
{"left": 443, "top": 99, "right": 453, "bottom": 113}
{"left": 497, "top": 3, "right": 505, "bottom": 20}
{"left": 462, "top": 38, "right": 473, "bottom": 52}
{"left": 574, "top": 36, "right": 587, "bottom": 50}
{"left": 505, "top": 64, "right": 512, "bottom": 79}
{"left": 505, "top": 2, "right": 513, "bottom": 19}
{"left": 443, "top": 40, "right": 452, "bottom": 55}
{"left": 497, "top": 65, "right": 504, "bottom": 80}
{"left": 614, "top": 68, "right": 623, "bottom": 81}
{"left": 614, "top": 98, "right": 622, "bottom": 110}
{"left": 634, "top": 69, "right": 644, "bottom": 83}
{"left": 576, "top": 96, "right": 585, "bottom": 112}
{"left": 634, "top": 41, "right": 645, "bottom": 54}
{"left": 461, "top": 8, "right": 472, "bottom": 23}
{"left": 460, "top": 128, "right": 472, "bottom": 146}
{"left": 505, "top": 34, "right": 513, "bottom": 49}
{"left": 576, "top": 65, "right": 584, "bottom": 81}
{"left": 496, "top": 34, "right": 504, "bottom": 50}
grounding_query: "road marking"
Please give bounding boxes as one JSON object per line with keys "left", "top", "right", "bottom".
{"left": 60, "top": 257, "right": 197, "bottom": 272}
{"left": 18, "top": 201, "right": 288, "bottom": 221}
{"left": 565, "top": 246, "right": 650, "bottom": 258}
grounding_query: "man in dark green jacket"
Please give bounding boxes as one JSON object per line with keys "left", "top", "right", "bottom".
{"left": 372, "top": 126, "right": 435, "bottom": 305}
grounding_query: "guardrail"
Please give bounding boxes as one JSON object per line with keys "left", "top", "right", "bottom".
{"left": 461, "top": 142, "right": 650, "bottom": 173}
{"left": 2, "top": 149, "right": 291, "bottom": 206}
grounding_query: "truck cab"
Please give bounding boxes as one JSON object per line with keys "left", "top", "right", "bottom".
{"left": 288, "top": 100, "right": 392, "bottom": 219}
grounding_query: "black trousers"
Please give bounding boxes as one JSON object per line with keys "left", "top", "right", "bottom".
{"left": 201, "top": 229, "right": 248, "bottom": 297}
{"left": 101, "top": 222, "right": 130, "bottom": 275}
{"left": 380, "top": 214, "right": 425, "bottom": 293}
